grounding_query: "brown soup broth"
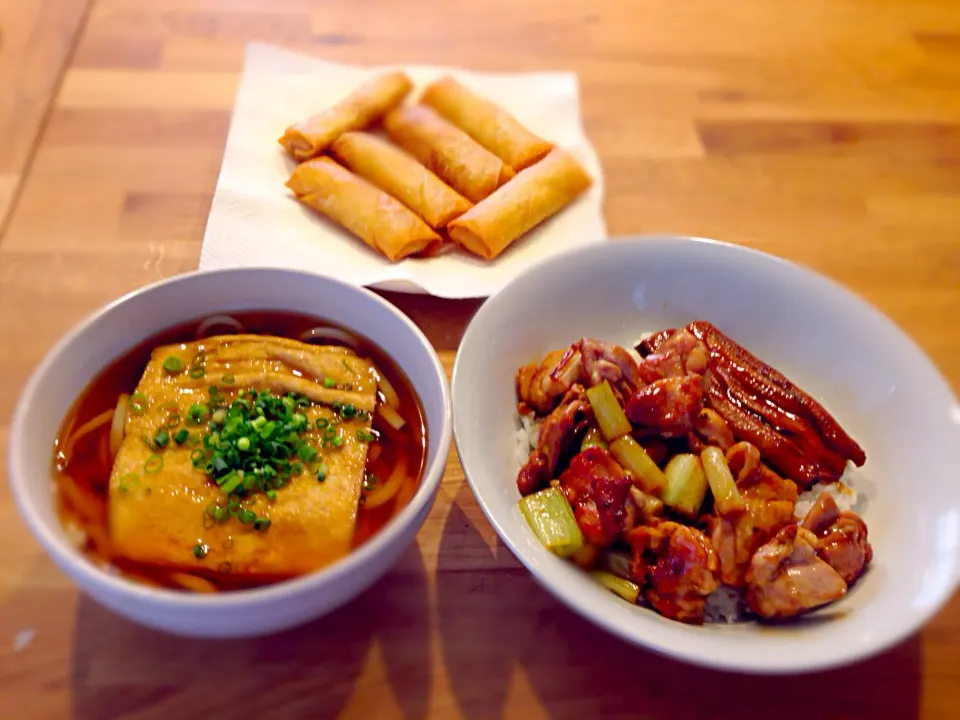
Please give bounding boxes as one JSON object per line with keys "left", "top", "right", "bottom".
{"left": 54, "top": 311, "right": 427, "bottom": 591}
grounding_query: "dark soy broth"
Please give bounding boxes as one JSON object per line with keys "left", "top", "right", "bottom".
{"left": 54, "top": 311, "right": 427, "bottom": 591}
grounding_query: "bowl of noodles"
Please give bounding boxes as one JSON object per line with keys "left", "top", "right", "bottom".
{"left": 9, "top": 267, "right": 452, "bottom": 637}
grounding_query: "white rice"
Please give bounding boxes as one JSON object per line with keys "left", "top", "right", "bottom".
{"left": 513, "top": 412, "right": 542, "bottom": 465}
{"left": 705, "top": 586, "right": 746, "bottom": 624}
{"left": 794, "top": 480, "right": 859, "bottom": 519}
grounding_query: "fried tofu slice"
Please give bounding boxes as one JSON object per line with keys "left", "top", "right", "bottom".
{"left": 109, "top": 335, "right": 378, "bottom": 578}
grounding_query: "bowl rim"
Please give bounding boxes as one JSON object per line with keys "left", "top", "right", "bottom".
{"left": 452, "top": 234, "right": 960, "bottom": 673}
{"left": 9, "top": 266, "right": 453, "bottom": 608}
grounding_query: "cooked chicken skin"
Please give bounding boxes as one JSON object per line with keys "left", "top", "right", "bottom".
{"left": 625, "top": 375, "right": 704, "bottom": 438}
{"left": 516, "top": 338, "right": 640, "bottom": 415}
{"left": 558, "top": 448, "right": 632, "bottom": 547}
{"left": 746, "top": 525, "right": 847, "bottom": 619}
{"left": 802, "top": 492, "right": 873, "bottom": 584}
{"left": 626, "top": 521, "right": 720, "bottom": 624}
{"left": 517, "top": 385, "right": 593, "bottom": 496}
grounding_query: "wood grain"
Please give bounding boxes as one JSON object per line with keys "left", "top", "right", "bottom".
{"left": 0, "top": 0, "right": 92, "bottom": 228}
{"left": 1, "top": 0, "right": 959, "bottom": 718}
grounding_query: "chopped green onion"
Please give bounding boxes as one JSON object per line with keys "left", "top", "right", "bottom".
{"left": 163, "top": 356, "right": 183, "bottom": 373}
{"left": 332, "top": 401, "right": 343, "bottom": 413}
{"left": 220, "top": 474, "right": 242, "bottom": 494}
{"left": 213, "top": 507, "right": 228, "bottom": 523}
{"left": 144, "top": 454, "right": 164, "bottom": 474}
{"left": 266, "top": 489, "right": 277, "bottom": 501}
{"left": 316, "top": 463, "right": 329, "bottom": 482}
{"left": 237, "top": 436, "right": 251, "bottom": 451}
{"left": 297, "top": 444, "right": 319, "bottom": 462}
{"left": 323, "top": 377, "right": 336, "bottom": 389}
{"left": 253, "top": 518, "right": 271, "bottom": 531}
{"left": 212, "top": 409, "right": 226, "bottom": 424}
{"left": 193, "top": 543, "right": 208, "bottom": 559}
{"left": 188, "top": 404, "right": 209, "bottom": 424}
{"left": 190, "top": 449, "right": 207, "bottom": 465}
{"left": 356, "top": 429, "right": 376, "bottom": 442}
{"left": 238, "top": 510, "right": 256, "bottom": 524}
{"left": 166, "top": 413, "right": 181, "bottom": 428}
{"left": 118, "top": 473, "right": 139, "bottom": 492}
{"left": 189, "top": 366, "right": 206, "bottom": 379}
{"left": 174, "top": 429, "right": 190, "bottom": 445}
{"left": 140, "top": 434, "right": 158, "bottom": 452}
{"left": 153, "top": 430, "right": 170, "bottom": 448}
{"left": 519, "top": 487, "right": 585, "bottom": 558}
{"left": 342, "top": 404, "right": 356, "bottom": 419}
{"left": 130, "top": 393, "right": 147, "bottom": 414}
{"left": 332, "top": 436, "right": 344, "bottom": 448}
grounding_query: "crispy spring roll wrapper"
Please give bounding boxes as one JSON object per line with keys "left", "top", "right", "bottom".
{"left": 420, "top": 76, "right": 554, "bottom": 171}
{"left": 447, "top": 149, "right": 592, "bottom": 259}
{"left": 286, "top": 157, "right": 440, "bottom": 261}
{"left": 330, "top": 131, "right": 473, "bottom": 229}
{"left": 279, "top": 72, "right": 413, "bottom": 161}
{"left": 382, "top": 105, "right": 515, "bottom": 203}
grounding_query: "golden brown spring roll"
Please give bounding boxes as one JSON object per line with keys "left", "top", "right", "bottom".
{"left": 279, "top": 72, "right": 413, "bottom": 161}
{"left": 420, "top": 76, "right": 554, "bottom": 171}
{"left": 286, "top": 157, "right": 440, "bottom": 261}
{"left": 382, "top": 105, "right": 515, "bottom": 203}
{"left": 447, "top": 149, "right": 592, "bottom": 259}
{"left": 330, "top": 131, "right": 473, "bottom": 229}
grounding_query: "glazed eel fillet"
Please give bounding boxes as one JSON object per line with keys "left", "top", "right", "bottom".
{"left": 638, "top": 322, "right": 865, "bottom": 486}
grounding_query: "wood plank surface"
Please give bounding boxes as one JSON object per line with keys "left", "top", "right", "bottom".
{"left": 0, "top": 0, "right": 92, "bottom": 228}
{"left": 0, "top": 1, "right": 958, "bottom": 718}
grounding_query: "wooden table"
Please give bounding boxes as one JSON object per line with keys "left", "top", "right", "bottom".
{"left": 1, "top": 0, "right": 958, "bottom": 717}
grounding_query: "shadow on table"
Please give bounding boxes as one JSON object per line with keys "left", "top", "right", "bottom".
{"left": 69, "top": 542, "right": 431, "bottom": 720}
{"left": 376, "top": 291, "right": 484, "bottom": 353}
{"left": 436, "top": 493, "right": 923, "bottom": 720}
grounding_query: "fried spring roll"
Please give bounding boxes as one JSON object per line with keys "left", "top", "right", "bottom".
{"left": 279, "top": 72, "right": 413, "bottom": 161}
{"left": 330, "top": 131, "right": 473, "bottom": 229}
{"left": 383, "top": 106, "right": 515, "bottom": 203}
{"left": 286, "top": 157, "right": 440, "bottom": 261}
{"left": 420, "top": 76, "right": 554, "bottom": 171}
{"left": 447, "top": 149, "right": 592, "bottom": 259}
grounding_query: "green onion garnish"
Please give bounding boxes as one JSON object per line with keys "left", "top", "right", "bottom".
{"left": 153, "top": 430, "right": 170, "bottom": 448}
{"left": 118, "top": 473, "right": 139, "bottom": 492}
{"left": 166, "top": 413, "right": 181, "bottom": 428}
{"left": 266, "top": 489, "right": 277, "bottom": 501}
{"left": 323, "top": 377, "right": 336, "bottom": 389}
{"left": 144, "top": 454, "right": 164, "bottom": 474}
{"left": 212, "top": 408, "right": 226, "bottom": 424}
{"left": 130, "top": 393, "right": 147, "bottom": 413}
{"left": 188, "top": 404, "right": 209, "bottom": 424}
{"left": 189, "top": 366, "right": 205, "bottom": 379}
{"left": 356, "top": 429, "right": 376, "bottom": 442}
{"left": 193, "top": 543, "right": 207, "bottom": 559}
{"left": 332, "top": 436, "right": 344, "bottom": 448}
{"left": 174, "top": 429, "right": 189, "bottom": 445}
{"left": 238, "top": 510, "right": 256, "bottom": 525}
{"left": 315, "top": 418, "right": 329, "bottom": 429}
{"left": 237, "top": 436, "right": 251, "bottom": 451}
{"left": 342, "top": 404, "right": 356, "bottom": 419}
{"left": 253, "top": 517, "right": 270, "bottom": 531}
{"left": 163, "top": 356, "right": 183, "bottom": 373}
{"left": 316, "top": 463, "right": 329, "bottom": 482}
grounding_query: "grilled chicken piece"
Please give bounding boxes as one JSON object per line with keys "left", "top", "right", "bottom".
{"left": 707, "top": 497, "right": 796, "bottom": 587}
{"left": 726, "top": 442, "right": 798, "bottom": 503}
{"left": 516, "top": 338, "right": 640, "bottom": 415}
{"left": 557, "top": 448, "right": 632, "bottom": 547}
{"left": 626, "top": 521, "right": 720, "bottom": 624}
{"left": 801, "top": 492, "right": 873, "bottom": 584}
{"left": 636, "top": 330, "right": 709, "bottom": 384}
{"left": 746, "top": 525, "right": 847, "bottom": 619}
{"left": 625, "top": 375, "right": 704, "bottom": 438}
{"left": 694, "top": 408, "right": 735, "bottom": 450}
{"left": 516, "top": 385, "right": 593, "bottom": 496}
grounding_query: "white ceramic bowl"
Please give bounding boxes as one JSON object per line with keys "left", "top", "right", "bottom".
{"left": 10, "top": 268, "right": 452, "bottom": 638}
{"left": 452, "top": 236, "right": 960, "bottom": 673}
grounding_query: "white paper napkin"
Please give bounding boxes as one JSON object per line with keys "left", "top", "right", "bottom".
{"left": 199, "top": 43, "right": 606, "bottom": 298}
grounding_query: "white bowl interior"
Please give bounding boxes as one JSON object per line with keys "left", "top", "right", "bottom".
{"left": 453, "top": 236, "right": 960, "bottom": 673}
{"left": 10, "top": 268, "right": 452, "bottom": 637}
